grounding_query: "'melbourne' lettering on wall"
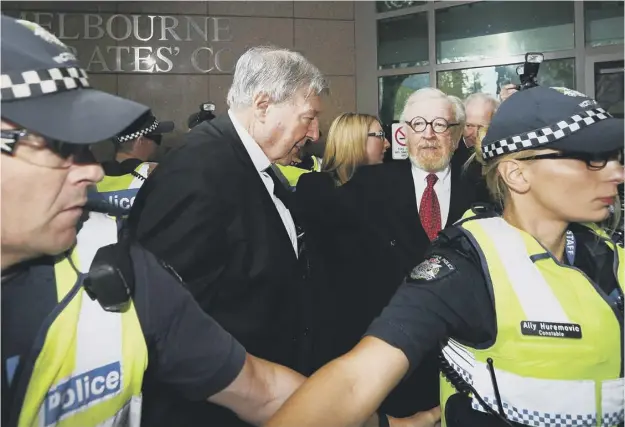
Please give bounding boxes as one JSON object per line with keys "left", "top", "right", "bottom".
{"left": 20, "top": 12, "right": 237, "bottom": 74}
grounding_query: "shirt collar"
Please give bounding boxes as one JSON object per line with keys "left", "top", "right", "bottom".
{"left": 228, "top": 109, "right": 271, "bottom": 173}
{"left": 411, "top": 161, "right": 451, "bottom": 184}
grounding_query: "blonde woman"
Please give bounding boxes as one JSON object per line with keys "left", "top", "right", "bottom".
{"left": 291, "top": 113, "right": 389, "bottom": 376}
{"left": 321, "top": 113, "right": 390, "bottom": 185}
{"left": 268, "top": 86, "right": 624, "bottom": 427}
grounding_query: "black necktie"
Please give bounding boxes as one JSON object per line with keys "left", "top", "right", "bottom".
{"left": 264, "top": 166, "right": 292, "bottom": 208}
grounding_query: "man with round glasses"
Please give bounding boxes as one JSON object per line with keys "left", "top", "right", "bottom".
{"left": 398, "top": 88, "right": 477, "bottom": 245}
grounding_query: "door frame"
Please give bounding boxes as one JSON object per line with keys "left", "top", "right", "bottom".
{"left": 584, "top": 52, "right": 625, "bottom": 99}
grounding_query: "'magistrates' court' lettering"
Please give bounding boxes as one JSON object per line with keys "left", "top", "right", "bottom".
{"left": 19, "top": 12, "right": 237, "bottom": 74}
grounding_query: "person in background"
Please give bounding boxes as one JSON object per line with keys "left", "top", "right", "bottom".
{"left": 319, "top": 112, "right": 390, "bottom": 185}
{"left": 266, "top": 86, "right": 624, "bottom": 427}
{"left": 462, "top": 93, "right": 499, "bottom": 149}
{"left": 446, "top": 96, "right": 470, "bottom": 173}
{"left": 102, "top": 112, "right": 174, "bottom": 176}
{"left": 276, "top": 138, "right": 323, "bottom": 188}
{"left": 451, "top": 93, "right": 499, "bottom": 203}
{"left": 91, "top": 113, "right": 174, "bottom": 214}
{"left": 187, "top": 102, "right": 216, "bottom": 130}
{"left": 449, "top": 93, "right": 499, "bottom": 171}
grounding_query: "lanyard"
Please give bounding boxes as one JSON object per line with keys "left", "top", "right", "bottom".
{"left": 565, "top": 230, "right": 576, "bottom": 266}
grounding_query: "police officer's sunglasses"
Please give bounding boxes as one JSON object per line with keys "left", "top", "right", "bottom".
{"left": 519, "top": 149, "right": 623, "bottom": 170}
{"left": 1, "top": 129, "right": 94, "bottom": 169}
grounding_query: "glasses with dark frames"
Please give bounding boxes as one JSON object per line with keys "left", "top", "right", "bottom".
{"left": 406, "top": 116, "right": 459, "bottom": 134}
{"left": 518, "top": 150, "right": 623, "bottom": 170}
{"left": 1, "top": 129, "right": 93, "bottom": 168}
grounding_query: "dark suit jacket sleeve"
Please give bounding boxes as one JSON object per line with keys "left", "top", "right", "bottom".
{"left": 130, "top": 164, "right": 229, "bottom": 295}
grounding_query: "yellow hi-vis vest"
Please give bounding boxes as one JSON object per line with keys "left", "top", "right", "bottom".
{"left": 276, "top": 156, "right": 322, "bottom": 187}
{"left": 91, "top": 163, "right": 154, "bottom": 212}
{"left": 440, "top": 211, "right": 624, "bottom": 427}
{"left": 16, "top": 213, "right": 148, "bottom": 427}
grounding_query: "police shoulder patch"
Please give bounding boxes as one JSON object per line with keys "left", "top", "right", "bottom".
{"left": 409, "top": 255, "right": 456, "bottom": 282}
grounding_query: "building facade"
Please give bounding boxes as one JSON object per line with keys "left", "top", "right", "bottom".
{"left": 2, "top": 1, "right": 623, "bottom": 158}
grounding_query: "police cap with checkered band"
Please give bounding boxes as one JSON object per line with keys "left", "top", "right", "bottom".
{"left": 1, "top": 15, "right": 149, "bottom": 144}
{"left": 481, "top": 86, "right": 624, "bottom": 161}
{"left": 116, "top": 113, "right": 174, "bottom": 144}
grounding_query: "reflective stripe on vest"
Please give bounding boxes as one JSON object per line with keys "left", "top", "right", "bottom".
{"left": 440, "top": 213, "right": 624, "bottom": 427}
{"left": 91, "top": 163, "right": 151, "bottom": 212}
{"left": 17, "top": 213, "right": 148, "bottom": 427}
{"left": 311, "top": 156, "right": 321, "bottom": 172}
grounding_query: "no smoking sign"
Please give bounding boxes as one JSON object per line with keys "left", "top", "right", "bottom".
{"left": 391, "top": 123, "right": 408, "bottom": 160}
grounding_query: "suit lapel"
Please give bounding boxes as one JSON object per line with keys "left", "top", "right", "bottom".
{"left": 446, "top": 169, "right": 472, "bottom": 226}
{"left": 215, "top": 115, "right": 298, "bottom": 261}
{"left": 392, "top": 160, "right": 428, "bottom": 245}
{"left": 214, "top": 114, "right": 259, "bottom": 173}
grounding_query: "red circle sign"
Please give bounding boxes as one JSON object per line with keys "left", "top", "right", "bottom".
{"left": 394, "top": 127, "right": 406, "bottom": 146}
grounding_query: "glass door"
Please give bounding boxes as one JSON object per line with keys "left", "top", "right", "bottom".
{"left": 586, "top": 54, "right": 625, "bottom": 227}
{"left": 585, "top": 55, "right": 624, "bottom": 118}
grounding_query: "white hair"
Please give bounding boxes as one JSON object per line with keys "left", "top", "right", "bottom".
{"left": 464, "top": 92, "right": 500, "bottom": 115}
{"left": 400, "top": 87, "right": 465, "bottom": 125}
{"left": 227, "top": 46, "right": 329, "bottom": 109}
{"left": 447, "top": 95, "right": 466, "bottom": 126}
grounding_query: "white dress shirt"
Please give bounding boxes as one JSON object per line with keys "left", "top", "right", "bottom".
{"left": 411, "top": 163, "right": 452, "bottom": 227}
{"left": 228, "top": 110, "right": 298, "bottom": 256}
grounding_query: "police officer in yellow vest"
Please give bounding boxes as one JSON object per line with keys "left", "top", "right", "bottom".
{"left": 266, "top": 85, "right": 624, "bottom": 427}
{"left": 276, "top": 151, "right": 322, "bottom": 188}
{"left": 1, "top": 16, "right": 440, "bottom": 427}
{"left": 92, "top": 113, "right": 174, "bottom": 213}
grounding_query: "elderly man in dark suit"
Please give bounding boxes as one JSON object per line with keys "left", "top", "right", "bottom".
{"left": 127, "top": 46, "right": 328, "bottom": 427}
{"left": 295, "top": 87, "right": 478, "bottom": 419}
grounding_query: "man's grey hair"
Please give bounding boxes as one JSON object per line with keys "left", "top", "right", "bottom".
{"left": 464, "top": 92, "right": 500, "bottom": 114}
{"left": 227, "top": 46, "right": 329, "bottom": 109}
{"left": 447, "top": 95, "right": 466, "bottom": 125}
{"left": 400, "top": 87, "right": 465, "bottom": 125}
{"left": 447, "top": 95, "right": 467, "bottom": 147}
